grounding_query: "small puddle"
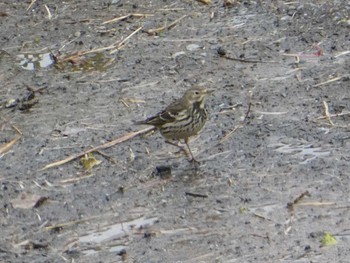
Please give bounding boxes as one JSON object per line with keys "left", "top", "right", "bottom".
{"left": 77, "top": 216, "right": 158, "bottom": 255}
{"left": 16, "top": 51, "right": 113, "bottom": 72}
{"left": 54, "top": 52, "right": 112, "bottom": 72}
{"left": 270, "top": 143, "right": 330, "bottom": 164}
{"left": 17, "top": 52, "right": 55, "bottom": 70}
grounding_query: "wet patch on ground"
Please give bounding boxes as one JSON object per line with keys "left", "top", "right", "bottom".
{"left": 1, "top": 0, "right": 350, "bottom": 262}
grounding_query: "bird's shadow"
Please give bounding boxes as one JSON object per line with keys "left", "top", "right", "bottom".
{"left": 152, "top": 157, "right": 207, "bottom": 182}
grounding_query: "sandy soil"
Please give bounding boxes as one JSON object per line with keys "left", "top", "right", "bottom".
{"left": 1, "top": 0, "right": 350, "bottom": 262}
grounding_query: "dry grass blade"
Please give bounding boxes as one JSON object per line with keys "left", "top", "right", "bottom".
{"left": 110, "top": 26, "right": 143, "bottom": 54}
{"left": 322, "top": 100, "right": 335, "bottom": 126}
{"left": 146, "top": 15, "right": 187, "bottom": 35}
{"left": 60, "top": 174, "right": 94, "bottom": 184}
{"left": 120, "top": 98, "right": 146, "bottom": 108}
{"left": 44, "top": 4, "right": 52, "bottom": 19}
{"left": 40, "top": 126, "right": 155, "bottom": 171}
{"left": 103, "top": 13, "right": 153, "bottom": 24}
{"left": 0, "top": 135, "right": 21, "bottom": 156}
{"left": 220, "top": 124, "right": 244, "bottom": 143}
{"left": 55, "top": 26, "right": 142, "bottom": 61}
{"left": 26, "top": 0, "right": 37, "bottom": 11}
{"left": 103, "top": 14, "right": 130, "bottom": 24}
{"left": 44, "top": 215, "right": 101, "bottom": 231}
{"left": 282, "top": 44, "right": 323, "bottom": 61}
{"left": 314, "top": 76, "right": 344, "bottom": 87}
{"left": 282, "top": 53, "right": 300, "bottom": 63}
{"left": 0, "top": 124, "right": 22, "bottom": 156}
{"left": 315, "top": 111, "right": 350, "bottom": 120}
{"left": 220, "top": 91, "right": 253, "bottom": 143}
{"left": 196, "top": 0, "right": 212, "bottom": 4}
{"left": 295, "top": 202, "right": 336, "bottom": 207}
{"left": 334, "top": 50, "right": 350, "bottom": 58}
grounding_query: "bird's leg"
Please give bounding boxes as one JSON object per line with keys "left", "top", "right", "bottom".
{"left": 184, "top": 138, "right": 199, "bottom": 163}
{"left": 165, "top": 140, "right": 189, "bottom": 158}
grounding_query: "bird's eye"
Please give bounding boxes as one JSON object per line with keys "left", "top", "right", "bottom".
{"left": 194, "top": 91, "right": 199, "bottom": 95}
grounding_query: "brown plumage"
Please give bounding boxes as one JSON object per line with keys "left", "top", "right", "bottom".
{"left": 136, "top": 86, "right": 213, "bottom": 162}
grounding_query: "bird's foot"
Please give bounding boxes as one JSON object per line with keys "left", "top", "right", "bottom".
{"left": 166, "top": 140, "right": 188, "bottom": 156}
{"left": 189, "top": 157, "right": 200, "bottom": 165}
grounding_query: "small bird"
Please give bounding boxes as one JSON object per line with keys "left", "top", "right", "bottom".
{"left": 136, "top": 86, "right": 213, "bottom": 162}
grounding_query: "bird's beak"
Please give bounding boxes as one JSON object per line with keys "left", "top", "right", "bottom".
{"left": 206, "top": 89, "right": 215, "bottom": 95}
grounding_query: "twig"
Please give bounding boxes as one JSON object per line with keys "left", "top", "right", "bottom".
{"left": 185, "top": 192, "right": 208, "bottom": 198}
{"left": 285, "top": 191, "right": 311, "bottom": 233}
{"left": 222, "top": 55, "right": 276, "bottom": 64}
{"left": 40, "top": 127, "right": 155, "bottom": 171}
{"left": 291, "top": 191, "right": 311, "bottom": 205}
{"left": 287, "top": 191, "right": 311, "bottom": 213}
{"left": 243, "top": 91, "right": 253, "bottom": 122}
{"left": 217, "top": 47, "right": 276, "bottom": 63}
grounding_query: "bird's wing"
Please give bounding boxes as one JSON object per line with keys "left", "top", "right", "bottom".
{"left": 140, "top": 99, "right": 189, "bottom": 126}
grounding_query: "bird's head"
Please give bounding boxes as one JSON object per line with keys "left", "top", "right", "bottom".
{"left": 184, "top": 86, "right": 214, "bottom": 108}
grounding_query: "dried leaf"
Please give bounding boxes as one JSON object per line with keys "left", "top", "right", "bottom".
{"left": 80, "top": 153, "right": 102, "bottom": 170}
{"left": 321, "top": 232, "right": 337, "bottom": 246}
{"left": 223, "top": 0, "right": 237, "bottom": 7}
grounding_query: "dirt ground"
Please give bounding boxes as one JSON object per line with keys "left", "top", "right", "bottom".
{"left": 1, "top": 0, "right": 350, "bottom": 262}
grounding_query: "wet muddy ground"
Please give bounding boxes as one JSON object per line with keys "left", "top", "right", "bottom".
{"left": 1, "top": 0, "right": 350, "bottom": 262}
